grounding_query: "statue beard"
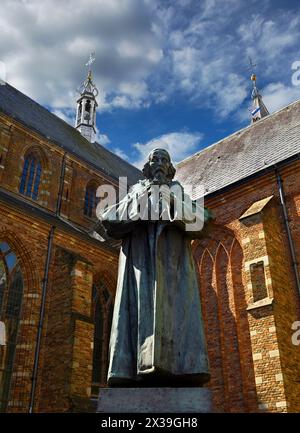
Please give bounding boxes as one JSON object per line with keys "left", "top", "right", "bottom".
{"left": 151, "top": 170, "right": 169, "bottom": 185}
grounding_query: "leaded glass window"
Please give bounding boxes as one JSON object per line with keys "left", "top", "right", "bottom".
{"left": 84, "top": 183, "right": 97, "bottom": 218}
{"left": 19, "top": 153, "right": 42, "bottom": 200}
{"left": 0, "top": 242, "right": 24, "bottom": 412}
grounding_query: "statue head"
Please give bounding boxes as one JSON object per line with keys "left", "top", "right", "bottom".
{"left": 142, "top": 148, "right": 176, "bottom": 184}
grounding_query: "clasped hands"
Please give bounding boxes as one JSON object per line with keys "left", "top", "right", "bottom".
{"left": 141, "top": 182, "right": 174, "bottom": 206}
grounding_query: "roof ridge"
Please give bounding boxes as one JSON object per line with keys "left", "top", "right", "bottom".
{"left": 5, "top": 81, "right": 83, "bottom": 136}
{"left": 177, "top": 97, "right": 300, "bottom": 167}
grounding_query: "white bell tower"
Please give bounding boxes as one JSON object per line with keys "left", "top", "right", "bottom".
{"left": 75, "top": 53, "right": 98, "bottom": 142}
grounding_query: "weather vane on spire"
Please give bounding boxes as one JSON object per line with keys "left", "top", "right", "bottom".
{"left": 248, "top": 56, "right": 256, "bottom": 73}
{"left": 248, "top": 56, "right": 257, "bottom": 84}
{"left": 246, "top": 56, "right": 269, "bottom": 123}
{"left": 86, "top": 52, "right": 96, "bottom": 69}
{"left": 77, "top": 52, "right": 98, "bottom": 97}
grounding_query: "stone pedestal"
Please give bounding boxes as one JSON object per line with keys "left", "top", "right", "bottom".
{"left": 97, "top": 387, "right": 213, "bottom": 413}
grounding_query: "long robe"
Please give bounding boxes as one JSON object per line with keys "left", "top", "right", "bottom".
{"left": 97, "top": 180, "right": 211, "bottom": 386}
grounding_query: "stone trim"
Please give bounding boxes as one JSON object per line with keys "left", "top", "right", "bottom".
{"left": 245, "top": 255, "right": 269, "bottom": 271}
{"left": 247, "top": 297, "right": 274, "bottom": 311}
{"left": 239, "top": 195, "right": 274, "bottom": 220}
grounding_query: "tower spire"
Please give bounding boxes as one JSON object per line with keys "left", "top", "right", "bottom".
{"left": 248, "top": 57, "right": 269, "bottom": 123}
{"left": 75, "top": 52, "right": 98, "bottom": 142}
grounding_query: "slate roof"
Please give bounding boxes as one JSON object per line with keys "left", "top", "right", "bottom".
{"left": 176, "top": 98, "right": 300, "bottom": 197}
{"left": 0, "top": 83, "right": 141, "bottom": 185}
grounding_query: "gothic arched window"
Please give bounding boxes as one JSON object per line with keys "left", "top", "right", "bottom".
{"left": 91, "top": 282, "right": 113, "bottom": 394}
{"left": 84, "top": 182, "right": 98, "bottom": 218}
{"left": 19, "top": 153, "right": 42, "bottom": 200}
{"left": 0, "top": 242, "right": 24, "bottom": 412}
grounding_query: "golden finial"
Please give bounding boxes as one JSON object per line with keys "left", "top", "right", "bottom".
{"left": 248, "top": 57, "right": 257, "bottom": 82}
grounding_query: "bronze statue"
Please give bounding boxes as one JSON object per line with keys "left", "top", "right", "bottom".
{"left": 96, "top": 148, "right": 212, "bottom": 387}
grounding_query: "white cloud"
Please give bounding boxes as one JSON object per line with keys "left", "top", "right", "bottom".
{"left": 132, "top": 131, "right": 204, "bottom": 168}
{"left": 117, "top": 40, "right": 148, "bottom": 59}
{"left": 0, "top": 0, "right": 161, "bottom": 111}
{"left": 51, "top": 108, "right": 75, "bottom": 126}
{"left": 119, "top": 81, "right": 149, "bottom": 99}
{"left": 1, "top": 0, "right": 300, "bottom": 123}
{"left": 263, "top": 82, "right": 300, "bottom": 113}
{"left": 155, "top": 0, "right": 300, "bottom": 120}
{"left": 52, "top": 108, "right": 111, "bottom": 146}
{"left": 94, "top": 128, "right": 111, "bottom": 146}
{"left": 113, "top": 147, "right": 130, "bottom": 161}
{"left": 237, "top": 14, "right": 300, "bottom": 65}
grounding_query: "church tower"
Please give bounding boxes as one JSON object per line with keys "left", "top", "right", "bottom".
{"left": 75, "top": 53, "right": 98, "bottom": 142}
{"left": 250, "top": 72, "right": 269, "bottom": 123}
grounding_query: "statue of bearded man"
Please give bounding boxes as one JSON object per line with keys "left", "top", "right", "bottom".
{"left": 96, "top": 148, "right": 212, "bottom": 387}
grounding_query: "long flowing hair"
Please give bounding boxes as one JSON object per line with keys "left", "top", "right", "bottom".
{"left": 142, "top": 148, "right": 176, "bottom": 181}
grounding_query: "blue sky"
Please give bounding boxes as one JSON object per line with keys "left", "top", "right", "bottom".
{"left": 1, "top": 0, "right": 300, "bottom": 167}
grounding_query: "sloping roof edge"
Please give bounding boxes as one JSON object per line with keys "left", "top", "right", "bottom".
{"left": 177, "top": 98, "right": 300, "bottom": 169}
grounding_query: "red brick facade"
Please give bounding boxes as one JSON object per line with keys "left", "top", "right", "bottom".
{"left": 0, "top": 111, "right": 118, "bottom": 412}
{"left": 193, "top": 166, "right": 300, "bottom": 412}
{"left": 0, "top": 103, "right": 300, "bottom": 412}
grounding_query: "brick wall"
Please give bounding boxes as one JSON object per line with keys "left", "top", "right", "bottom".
{"left": 0, "top": 113, "right": 118, "bottom": 412}
{"left": 0, "top": 113, "right": 116, "bottom": 232}
{"left": 0, "top": 203, "right": 49, "bottom": 412}
{"left": 196, "top": 164, "right": 300, "bottom": 412}
{"left": 1, "top": 110, "right": 300, "bottom": 413}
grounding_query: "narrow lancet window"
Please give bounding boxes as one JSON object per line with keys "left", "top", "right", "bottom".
{"left": 84, "top": 183, "right": 98, "bottom": 218}
{"left": 19, "top": 154, "right": 42, "bottom": 200}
